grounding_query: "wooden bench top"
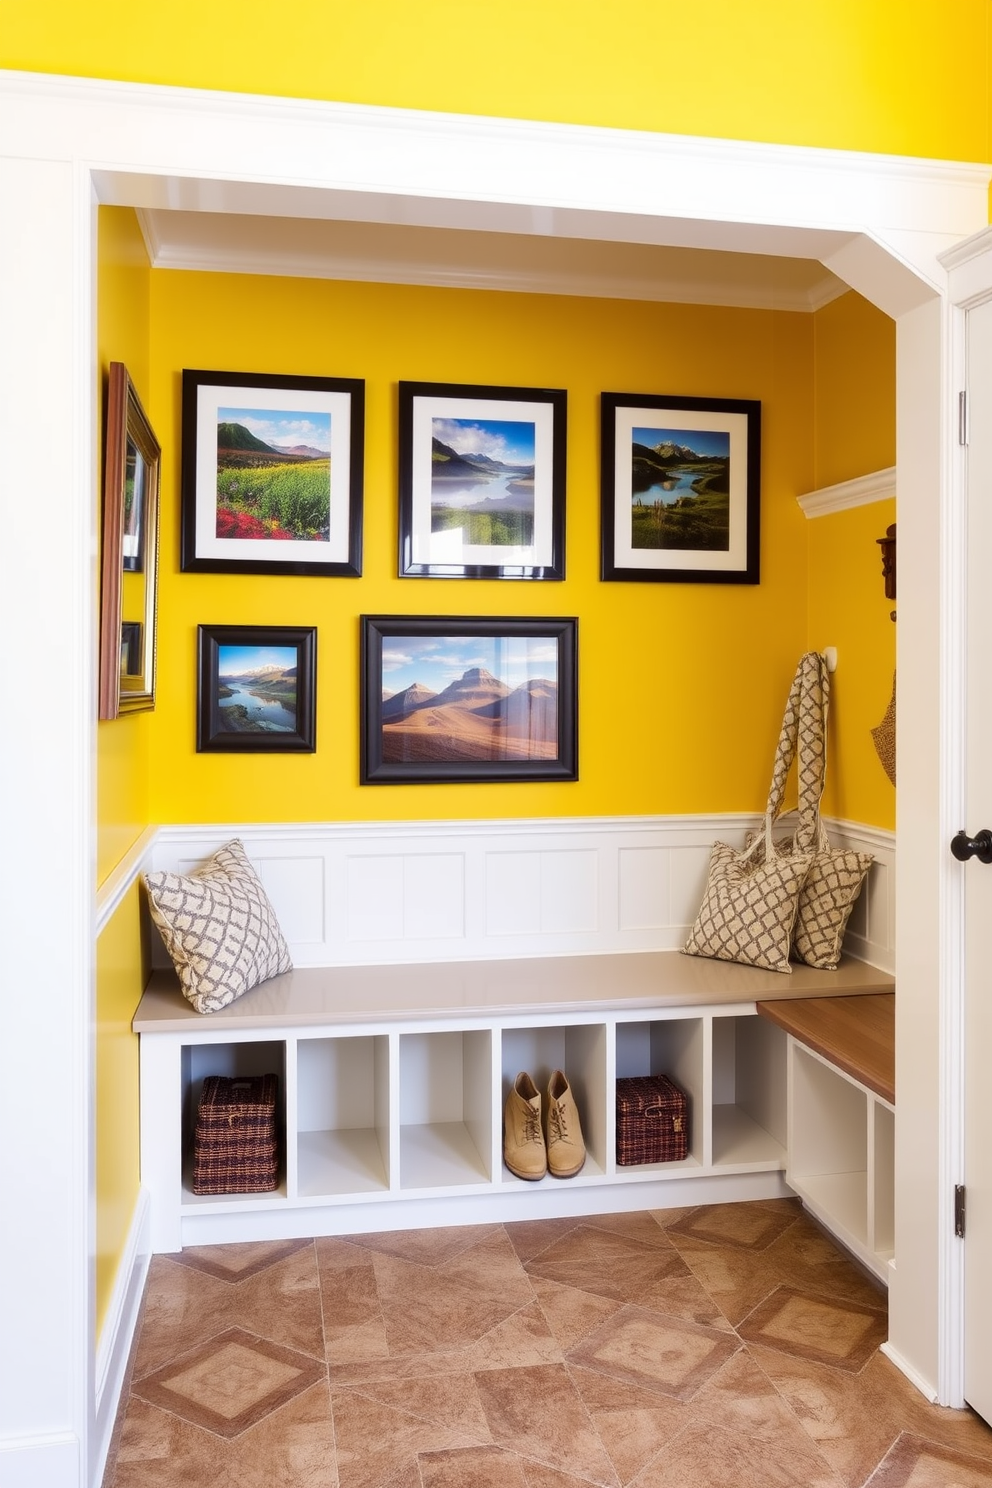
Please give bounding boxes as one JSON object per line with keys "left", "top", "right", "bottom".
{"left": 756, "top": 992, "right": 895, "bottom": 1104}
{"left": 134, "top": 950, "right": 894, "bottom": 1034}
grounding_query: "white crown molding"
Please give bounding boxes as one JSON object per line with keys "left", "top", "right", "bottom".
{"left": 2, "top": 68, "right": 989, "bottom": 194}
{"left": 939, "top": 223, "right": 992, "bottom": 272}
{"left": 135, "top": 205, "right": 847, "bottom": 311}
{"left": 797, "top": 466, "right": 897, "bottom": 517}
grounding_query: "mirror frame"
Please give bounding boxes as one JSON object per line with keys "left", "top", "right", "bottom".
{"left": 99, "top": 362, "right": 161, "bottom": 719}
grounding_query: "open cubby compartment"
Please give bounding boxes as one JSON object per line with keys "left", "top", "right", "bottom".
{"left": 500, "top": 1021, "right": 608, "bottom": 1182}
{"left": 870, "top": 1098, "right": 895, "bottom": 1263}
{"left": 180, "top": 1038, "right": 287, "bottom": 1203}
{"left": 710, "top": 1014, "right": 787, "bottom": 1169}
{"left": 614, "top": 1015, "right": 704, "bottom": 1170}
{"left": 398, "top": 1028, "right": 493, "bottom": 1191}
{"left": 789, "top": 1042, "right": 869, "bottom": 1248}
{"left": 295, "top": 1034, "right": 390, "bottom": 1199}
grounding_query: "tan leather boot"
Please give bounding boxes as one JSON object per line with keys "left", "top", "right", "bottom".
{"left": 503, "top": 1072, "right": 547, "bottom": 1180}
{"left": 544, "top": 1070, "right": 586, "bottom": 1178}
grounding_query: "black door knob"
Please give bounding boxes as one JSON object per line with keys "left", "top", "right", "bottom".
{"left": 950, "top": 829, "right": 992, "bottom": 864}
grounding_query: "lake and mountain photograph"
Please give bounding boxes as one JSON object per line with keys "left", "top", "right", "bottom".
{"left": 430, "top": 417, "right": 536, "bottom": 546}
{"left": 215, "top": 644, "right": 299, "bottom": 733}
{"left": 215, "top": 406, "right": 332, "bottom": 543}
{"left": 380, "top": 633, "right": 558, "bottom": 763}
{"left": 630, "top": 424, "right": 731, "bottom": 551}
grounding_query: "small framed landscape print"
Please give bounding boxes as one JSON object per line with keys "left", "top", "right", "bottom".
{"left": 398, "top": 380, "right": 566, "bottom": 580}
{"left": 601, "top": 393, "right": 760, "bottom": 584}
{"left": 182, "top": 369, "right": 364, "bottom": 576}
{"left": 361, "top": 615, "right": 577, "bottom": 783}
{"left": 197, "top": 625, "right": 317, "bottom": 753}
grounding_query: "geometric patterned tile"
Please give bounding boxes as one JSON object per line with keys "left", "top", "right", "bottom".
{"left": 523, "top": 1223, "right": 690, "bottom": 1308}
{"left": 418, "top": 1445, "right": 529, "bottom": 1486}
{"left": 106, "top": 1203, "right": 938, "bottom": 1488}
{"left": 566, "top": 1303, "right": 740, "bottom": 1401}
{"left": 169, "top": 1238, "right": 313, "bottom": 1283}
{"left": 474, "top": 1363, "right": 619, "bottom": 1486}
{"left": 864, "top": 1430, "right": 992, "bottom": 1486}
{"left": 132, "top": 1327, "right": 326, "bottom": 1439}
{"left": 738, "top": 1285, "right": 888, "bottom": 1374}
{"left": 627, "top": 1417, "right": 844, "bottom": 1487}
{"left": 666, "top": 1203, "right": 799, "bottom": 1251}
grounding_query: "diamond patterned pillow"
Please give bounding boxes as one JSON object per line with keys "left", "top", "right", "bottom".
{"left": 746, "top": 825, "right": 873, "bottom": 970}
{"left": 683, "top": 838, "right": 813, "bottom": 974}
{"left": 791, "top": 835, "right": 873, "bottom": 970}
{"left": 144, "top": 840, "right": 292, "bottom": 1013}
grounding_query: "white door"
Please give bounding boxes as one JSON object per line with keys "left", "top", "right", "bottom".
{"left": 961, "top": 293, "right": 992, "bottom": 1426}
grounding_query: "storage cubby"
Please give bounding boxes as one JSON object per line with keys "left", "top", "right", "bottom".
{"left": 399, "top": 1029, "right": 493, "bottom": 1190}
{"left": 786, "top": 1039, "right": 894, "bottom": 1281}
{"left": 710, "top": 1014, "right": 787, "bottom": 1169}
{"left": 872, "top": 1101, "right": 895, "bottom": 1263}
{"left": 500, "top": 1022, "right": 608, "bottom": 1182}
{"left": 180, "top": 1039, "right": 287, "bottom": 1204}
{"left": 614, "top": 1017, "right": 704, "bottom": 1170}
{"left": 295, "top": 1035, "right": 390, "bottom": 1198}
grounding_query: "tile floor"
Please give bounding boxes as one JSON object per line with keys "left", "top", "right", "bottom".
{"left": 104, "top": 1200, "right": 992, "bottom": 1487}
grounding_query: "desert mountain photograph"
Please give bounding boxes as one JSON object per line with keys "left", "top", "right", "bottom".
{"left": 380, "top": 635, "right": 559, "bottom": 763}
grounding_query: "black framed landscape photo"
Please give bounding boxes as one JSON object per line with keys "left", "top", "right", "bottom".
{"left": 197, "top": 624, "right": 317, "bottom": 753}
{"left": 601, "top": 393, "right": 760, "bottom": 584}
{"left": 361, "top": 615, "right": 577, "bottom": 783}
{"left": 182, "top": 369, "right": 364, "bottom": 576}
{"left": 398, "top": 380, "right": 566, "bottom": 580}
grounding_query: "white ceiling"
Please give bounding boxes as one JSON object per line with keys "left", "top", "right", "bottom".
{"left": 137, "top": 208, "right": 848, "bottom": 313}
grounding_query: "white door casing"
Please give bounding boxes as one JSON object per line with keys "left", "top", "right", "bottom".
{"left": 943, "top": 233, "right": 992, "bottom": 1423}
{"left": 0, "top": 71, "right": 988, "bottom": 1484}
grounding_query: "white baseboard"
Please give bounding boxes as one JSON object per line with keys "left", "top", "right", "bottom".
{"left": 147, "top": 814, "right": 895, "bottom": 973}
{"left": 93, "top": 1190, "right": 150, "bottom": 1488}
{"left": 879, "top": 1340, "right": 940, "bottom": 1404}
{"left": 0, "top": 1433, "right": 79, "bottom": 1488}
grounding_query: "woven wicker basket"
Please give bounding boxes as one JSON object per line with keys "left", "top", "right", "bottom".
{"left": 192, "top": 1073, "right": 279, "bottom": 1195}
{"left": 616, "top": 1074, "right": 689, "bottom": 1165}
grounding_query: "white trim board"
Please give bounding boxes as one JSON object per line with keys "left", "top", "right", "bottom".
{"left": 92, "top": 1191, "right": 149, "bottom": 1488}
{"left": 142, "top": 814, "right": 895, "bottom": 974}
{"left": 797, "top": 467, "right": 896, "bottom": 518}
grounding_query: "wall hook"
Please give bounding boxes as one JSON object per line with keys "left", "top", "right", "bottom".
{"left": 823, "top": 647, "right": 838, "bottom": 673}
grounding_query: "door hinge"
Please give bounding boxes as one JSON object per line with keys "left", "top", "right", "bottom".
{"left": 959, "top": 390, "right": 969, "bottom": 446}
{"left": 955, "top": 1183, "right": 966, "bottom": 1238}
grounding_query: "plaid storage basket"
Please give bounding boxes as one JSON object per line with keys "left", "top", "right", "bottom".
{"left": 192, "top": 1073, "right": 279, "bottom": 1194}
{"left": 616, "top": 1074, "right": 689, "bottom": 1165}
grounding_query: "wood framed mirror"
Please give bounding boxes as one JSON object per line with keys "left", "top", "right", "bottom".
{"left": 99, "top": 362, "right": 161, "bottom": 719}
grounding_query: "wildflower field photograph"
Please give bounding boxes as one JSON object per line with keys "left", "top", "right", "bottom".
{"left": 182, "top": 369, "right": 364, "bottom": 576}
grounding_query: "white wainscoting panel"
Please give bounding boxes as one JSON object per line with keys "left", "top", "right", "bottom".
{"left": 148, "top": 816, "right": 895, "bottom": 972}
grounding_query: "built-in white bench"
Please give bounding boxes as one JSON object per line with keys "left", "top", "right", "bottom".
{"left": 134, "top": 949, "right": 894, "bottom": 1257}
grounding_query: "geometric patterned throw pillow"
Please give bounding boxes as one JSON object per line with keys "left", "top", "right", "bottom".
{"left": 683, "top": 837, "right": 813, "bottom": 974}
{"left": 741, "top": 827, "right": 873, "bottom": 971}
{"left": 791, "top": 839, "right": 873, "bottom": 970}
{"left": 143, "top": 839, "right": 292, "bottom": 1013}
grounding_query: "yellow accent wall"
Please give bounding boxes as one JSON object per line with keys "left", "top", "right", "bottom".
{"left": 814, "top": 292, "right": 897, "bottom": 491}
{"left": 808, "top": 499, "right": 897, "bottom": 829}
{"left": 95, "top": 882, "right": 147, "bottom": 1332}
{"left": 97, "top": 206, "right": 152, "bottom": 884}
{"left": 2, "top": 0, "right": 989, "bottom": 161}
{"left": 148, "top": 269, "right": 817, "bottom": 824}
{"left": 809, "top": 292, "right": 897, "bottom": 829}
